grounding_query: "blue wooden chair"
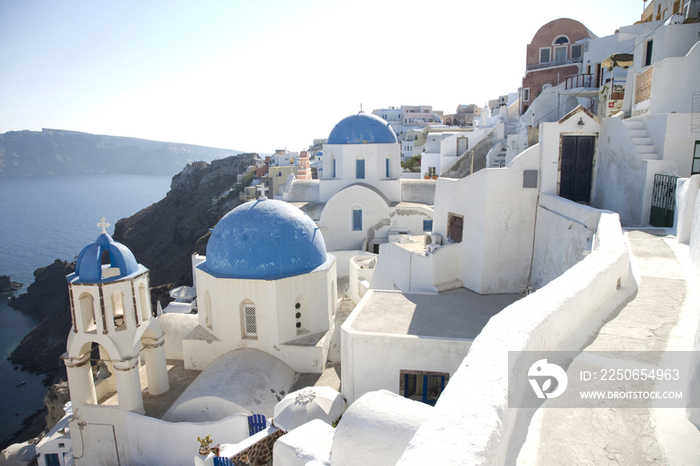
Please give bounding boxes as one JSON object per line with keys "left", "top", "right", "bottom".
{"left": 213, "top": 456, "right": 233, "bottom": 466}
{"left": 248, "top": 413, "right": 266, "bottom": 436}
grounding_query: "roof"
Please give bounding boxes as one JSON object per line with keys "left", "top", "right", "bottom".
{"left": 327, "top": 112, "right": 398, "bottom": 145}
{"left": 204, "top": 198, "right": 328, "bottom": 280}
{"left": 73, "top": 232, "right": 141, "bottom": 283}
{"left": 351, "top": 288, "right": 521, "bottom": 339}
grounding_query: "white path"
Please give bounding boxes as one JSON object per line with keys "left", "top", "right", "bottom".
{"left": 517, "top": 229, "right": 700, "bottom": 466}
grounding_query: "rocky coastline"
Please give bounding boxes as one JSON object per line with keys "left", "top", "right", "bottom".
{"left": 0, "top": 275, "right": 22, "bottom": 294}
{"left": 2, "top": 153, "right": 258, "bottom": 451}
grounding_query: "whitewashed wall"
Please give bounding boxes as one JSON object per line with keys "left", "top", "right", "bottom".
{"left": 190, "top": 257, "right": 336, "bottom": 373}
{"left": 592, "top": 117, "right": 647, "bottom": 225}
{"left": 341, "top": 304, "right": 472, "bottom": 404}
{"left": 70, "top": 404, "right": 249, "bottom": 466}
{"left": 530, "top": 194, "right": 601, "bottom": 290}
{"left": 677, "top": 175, "right": 700, "bottom": 243}
{"left": 635, "top": 36, "right": 700, "bottom": 115}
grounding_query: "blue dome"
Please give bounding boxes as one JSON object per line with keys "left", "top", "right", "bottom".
{"left": 75, "top": 233, "right": 140, "bottom": 283}
{"left": 205, "top": 198, "right": 328, "bottom": 280}
{"left": 327, "top": 112, "right": 398, "bottom": 144}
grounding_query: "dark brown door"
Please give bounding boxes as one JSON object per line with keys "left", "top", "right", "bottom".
{"left": 560, "top": 136, "right": 594, "bottom": 203}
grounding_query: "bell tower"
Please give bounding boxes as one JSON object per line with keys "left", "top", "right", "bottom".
{"left": 63, "top": 218, "right": 169, "bottom": 416}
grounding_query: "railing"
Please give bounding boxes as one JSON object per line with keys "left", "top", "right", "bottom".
{"left": 565, "top": 73, "right": 593, "bottom": 90}
{"left": 526, "top": 56, "right": 582, "bottom": 71}
{"left": 635, "top": 66, "right": 653, "bottom": 104}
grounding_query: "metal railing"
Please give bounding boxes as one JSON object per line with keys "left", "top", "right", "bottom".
{"left": 526, "top": 56, "right": 582, "bottom": 71}
{"left": 564, "top": 74, "right": 594, "bottom": 90}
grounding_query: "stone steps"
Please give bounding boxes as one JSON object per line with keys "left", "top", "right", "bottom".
{"left": 623, "top": 119, "right": 659, "bottom": 161}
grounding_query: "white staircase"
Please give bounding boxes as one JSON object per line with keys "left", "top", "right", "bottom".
{"left": 622, "top": 119, "right": 659, "bottom": 160}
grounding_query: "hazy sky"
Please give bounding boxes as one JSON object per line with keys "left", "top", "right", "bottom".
{"left": 0, "top": 0, "right": 647, "bottom": 154}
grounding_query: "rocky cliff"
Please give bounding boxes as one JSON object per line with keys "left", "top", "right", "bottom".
{"left": 113, "top": 153, "right": 258, "bottom": 288}
{"left": 8, "top": 260, "right": 75, "bottom": 375}
{"left": 0, "top": 128, "right": 243, "bottom": 177}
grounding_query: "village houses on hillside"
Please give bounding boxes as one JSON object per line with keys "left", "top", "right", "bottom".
{"left": 22, "top": 2, "right": 700, "bottom": 465}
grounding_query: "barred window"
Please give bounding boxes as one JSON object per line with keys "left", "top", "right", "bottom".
{"left": 244, "top": 304, "right": 257, "bottom": 336}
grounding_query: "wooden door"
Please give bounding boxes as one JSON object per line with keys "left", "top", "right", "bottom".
{"left": 560, "top": 136, "right": 594, "bottom": 203}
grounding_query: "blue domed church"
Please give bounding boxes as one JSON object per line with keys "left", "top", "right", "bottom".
{"left": 284, "top": 111, "right": 434, "bottom": 253}
{"left": 184, "top": 198, "right": 338, "bottom": 373}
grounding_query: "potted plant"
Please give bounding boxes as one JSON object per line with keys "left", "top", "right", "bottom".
{"left": 197, "top": 435, "right": 212, "bottom": 456}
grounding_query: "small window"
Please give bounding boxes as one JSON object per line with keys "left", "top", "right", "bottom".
{"left": 332, "top": 157, "right": 336, "bottom": 178}
{"left": 400, "top": 370, "right": 449, "bottom": 406}
{"left": 692, "top": 141, "right": 700, "bottom": 175}
{"left": 352, "top": 207, "right": 362, "bottom": 231}
{"left": 447, "top": 213, "right": 464, "bottom": 243}
{"left": 242, "top": 303, "right": 257, "bottom": 337}
{"left": 356, "top": 157, "right": 365, "bottom": 179}
{"left": 523, "top": 88, "right": 530, "bottom": 102}
{"left": 386, "top": 158, "right": 390, "bottom": 178}
{"left": 553, "top": 35, "right": 569, "bottom": 45}
{"left": 571, "top": 44, "right": 583, "bottom": 60}
{"left": 540, "top": 48, "right": 550, "bottom": 63}
{"left": 423, "top": 220, "right": 433, "bottom": 232}
{"left": 644, "top": 40, "right": 653, "bottom": 67}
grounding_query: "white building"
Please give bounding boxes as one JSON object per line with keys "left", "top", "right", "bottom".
{"left": 186, "top": 198, "right": 337, "bottom": 374}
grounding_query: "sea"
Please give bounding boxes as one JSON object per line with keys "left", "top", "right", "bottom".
{"left": 0, "top": 174, "right": 172, "bottom": 444}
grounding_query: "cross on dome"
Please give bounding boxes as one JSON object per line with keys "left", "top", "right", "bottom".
{"left": 257, "top": 183, "right": 268, "bottom": 198}
{"left": 97, "top": 217, "right": 110, "bottom": 234}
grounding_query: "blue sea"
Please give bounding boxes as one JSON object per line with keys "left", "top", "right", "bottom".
{"left": 0, "top": 174, "right": 172, "bottom": 443}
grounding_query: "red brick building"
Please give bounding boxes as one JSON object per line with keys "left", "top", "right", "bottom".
{"left": 520, "top": 18, "right": 597, "bottom": 114}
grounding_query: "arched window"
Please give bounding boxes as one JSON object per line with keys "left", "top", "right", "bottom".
{"left": 352, "top": 206, "right": 362, "bottom": 231}
{"left": 553, "top": 35, "right": 569, "bottom": 45}
{"left": 241, "top": 300, "right": 257, "bottom": 338}
{"left": 356, "top": 156, "right": 365, "bottom": 179}
{"left": 111, "top": 291, "right": 126, "bottom": 331}
{"left": 79, "top": 292, "right": 96, "bottom": 333}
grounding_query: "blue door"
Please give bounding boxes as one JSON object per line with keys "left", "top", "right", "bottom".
{"left": 352, "top": 209, "right": 362, "bottom": 231}
{"left": 45, "top": 454, "right": 60, "bottom": 466}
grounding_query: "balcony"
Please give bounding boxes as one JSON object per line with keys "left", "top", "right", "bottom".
{"left": 565, "top": 73, "right": 594, "bottom": 90}
{"left": 526, "top": 56, "right": 582, "bottom": 71}
{"left": 635, "top": 66, "right": 653, "bottom": 104}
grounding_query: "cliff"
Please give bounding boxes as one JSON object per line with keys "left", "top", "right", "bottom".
{"left": 0, "top": 128, "right": 243, "bottom": 177}
{"left": 113, "top": 153, "right": 259, "bottom": 288}
{"left": 7, "top": 260, "right": 75, "bottom": 375}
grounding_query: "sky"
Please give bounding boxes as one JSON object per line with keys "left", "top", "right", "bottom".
{"left": 0, "top": 0, "right": 648, "bottom": 154}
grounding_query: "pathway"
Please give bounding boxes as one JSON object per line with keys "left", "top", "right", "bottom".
{"left": 517, "top": 229, "right": 700, "bottom": 465}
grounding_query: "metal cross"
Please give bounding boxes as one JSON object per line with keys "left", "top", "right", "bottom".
{"left": 97, "top": 217, "right": 110, "bottom": 234}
